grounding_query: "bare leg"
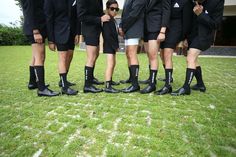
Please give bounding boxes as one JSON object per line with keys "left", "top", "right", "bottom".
{"left": 171, "top": 48, "right": 201, "bottom": 96}
{"left": 105, "top": 54, "right": 116, "bottom": 81}
{"left": 83, "top": 45, "right": 103, "bottom": 93}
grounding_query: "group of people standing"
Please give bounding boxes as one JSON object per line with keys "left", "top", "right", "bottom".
{"left": 20, "top": 0, "right": 224, "bottom": 97}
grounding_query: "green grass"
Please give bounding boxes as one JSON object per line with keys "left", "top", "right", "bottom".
{"left": 0, "top": 46, "right": 236, "bottom": 157}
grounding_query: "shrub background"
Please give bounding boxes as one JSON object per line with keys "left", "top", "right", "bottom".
{"left": 0, "top": 24, "right": 29, "bottom": 45}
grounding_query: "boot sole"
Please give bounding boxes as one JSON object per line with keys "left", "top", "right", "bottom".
{"left": 37, "top": 93, "right": 60, "bottom": 97}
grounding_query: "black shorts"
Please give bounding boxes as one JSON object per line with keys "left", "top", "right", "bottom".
{"left": 103, "top": 47, "right": 117, "bottom": 54}
{"left": 84, "top": 35, "right": 100, "bottom": 46}
{"left": 189, "top": 36, "right": 212, "bottom": 52}
{"left": 56, "top": 34, "right": 75, "bottom": 51}
{"left": 143, "top": 29, "right": 148, "bottom": 42}
{"left": 147, "top": 32, "right": 159, "bottom": 41}
{"left": 161, "top": 19, "right": 182, "bottom": 49}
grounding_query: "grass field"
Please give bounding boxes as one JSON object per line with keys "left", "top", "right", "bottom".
{"left": 0, "top": 46, "right": 236, "bottom": 157}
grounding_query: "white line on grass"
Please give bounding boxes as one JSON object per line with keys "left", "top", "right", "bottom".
{"left": 209, "top": 104, "right": 216, "bottom": 110}
{"left": 32, "top": 149, "right": 43, "bottom": 157}
{"left": 102, "top": 118, "right": 122, "bottom": 157}
{"left": 220, "top": 146, "right": 236, "bottom": 154}
{"left": 209, "top": 151, "right": 217, "bottom": 157}
{"left": 64, "top": 128, "right": 81, "bottom": 148}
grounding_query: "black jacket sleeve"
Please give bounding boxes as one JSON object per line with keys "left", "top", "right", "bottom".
{"left": 182, "top": 0, "right": 194, "bottom": 39}
{"left": 121, "top": 0, "right": 146, "bottom": 33}
{"left": 103, "top": 22, "right": 112, "bottom": 42}
{"left": 76, "top": 19, "right": 82, "bottom": 35}
{"left": 44, "top": 0, "right": 55, "bottom": 42}
{"left": 23, "top": 0, "right": 34, "bottom": 31}
{"left": 77, "top": 0, "right": 102, "bottom": 25}
{"left": 197, "top": 0, "right": 224, "bottom": 30}
{"left": 31, "top": 0, "right": 39, "bottom": 30}
{"left": 161, "top": 0, "right": 171, "bottom": 28}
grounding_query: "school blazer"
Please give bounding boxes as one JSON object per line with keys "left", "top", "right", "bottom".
{"left": 181, "top": 0, "right": 194, "bottom": 40}
{"left": 44, "top": 0, "right": 80, "bottom": 44}
{"left": 102, "top": 19, "right": 119, "bottom": 51}
{"left": 120, "top": 0, "right": 146, "bottom": 39}
{"left": 189, "top": 0, "right": 225, "bottom": 42}
{"left": 77, "top": 0, "right": 104, "bottom": 37}
{"left": 20, "top": 0, "right": 46, "bottom": 35}
{"left": 145, "top": 0, "right": 171, "bottom": 33}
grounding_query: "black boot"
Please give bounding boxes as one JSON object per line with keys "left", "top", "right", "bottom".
{"left": 140, "top": 70, "right": 157, "bottom": 94}
{"left": 111, "top": 77, "right": 120, "bottom": 86}
{"left": 104, "top": 81, "right": 120, "bottom": 93}
{"left": 191, "top": 66, "right": 206, "bottom": 92}
{"left": 158, "top": 67, "right": 173, "bottom": 83}
{"left": 83, "top": 66, "right": 103, "bottom": 93}
{"left": 28, "top": 66, "right": 49, "bottom": 89}
{"left": 120, "top": 66, "right": 132, "bottom": 84}
{"left": 34, "top": 66, "right": 59, "bottom": 97}
{"left": 60, "top": 73, "right": 78, "bottom": 95}
{"left": 171, "top": 68, "right": 195, "bottom": 96}
{"left": 158, "top": 77, "right": 174, "bottom": 83}
{"left": 156, "top": 69, "right": 173, "bottom": 95}
{"left": 158, "top": 64, "right": 174, "bottom": 82}
{"left": 59, "top": 80, "right": 76, "bottom": 87}
{"left": 92, "top": 77, "right": 104, "bottom": 85}
{"left": 91, "top": 66, "right": 104, "bottom": 85}
{"left": 156, "top": 86, "right": 172, "bottom": 95}
{"left": 122, "top": 65, "right": 140, "bottom": 93}
{"left": 28, "top": 66, "right": 37, "bottom": 90}
{"left": 191, "top": 84, "right": 206, "bottom": 92}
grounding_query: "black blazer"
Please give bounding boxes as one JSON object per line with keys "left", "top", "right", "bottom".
{"left": 77, "top": 0, "right": 104, "bottom": 37}
{"left": 102, "top": 19, "right": 119, "bottom": 52}
{"left": 44, "top": 0, "right": 81, "bottom": 44}
{"left": 168, "top": 0, "right": 193, "bottom": 40}
{"left": 193, "top": 0, "right": 225, "bottom": 42}
{"left": 20, "top": 0, "right": 46, "bottom": 36}
{"left": 120, "top": 0, "right": 146, "bottom": 39}
{"left": 181, "top": 0, "right": 193, "bottom": 40}
{"left": 145, "top": 0, "right": 171, "bottom": 33}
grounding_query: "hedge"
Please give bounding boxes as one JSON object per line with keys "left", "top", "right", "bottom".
{"left": 0, "top": 25, "right": 29, "bottom": 45}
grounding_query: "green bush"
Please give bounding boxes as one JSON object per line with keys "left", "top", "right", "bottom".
{"left": 0, "top": 25, "right": 29, "bottom": 45}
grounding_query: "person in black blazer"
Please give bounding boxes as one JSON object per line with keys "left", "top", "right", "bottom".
{"left": 171, "top": 0, "right": 225, "bottom": 96}
{"left": 119, "top": 0, "right": 147, "bottom": 93}
{"left": 140, "top": 0, "right": 171, "bottom": 94}
{"left": 20, "top": 0, "right": 59, "bottom": 97}
{"left": 102, "top": 0, "right": 120, "bottom": 93}
{"left": 77, "top": 0, "right": 110, "bottom": 93}
{"left": 156, "top": 0, "right": 193, "bottom": 95}
{"left": 44, "top": 0, "right": 80, "bottom": 95}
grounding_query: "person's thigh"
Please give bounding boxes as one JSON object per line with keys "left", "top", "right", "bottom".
{"left": 148, "top": 40, "right": 159, "bottom": 55}
{"left": 126, "top": 45, "right": 139, "bottom": 65}
{"left": 187, "top": 48, "right": 201, "bottom": 69}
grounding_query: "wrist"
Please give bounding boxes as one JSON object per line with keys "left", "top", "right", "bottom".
{"left": 48, "top": 41, "right": 54, "bottom": 44}
{"left": 33, "top": 30, "right": 40, "bottom": 34}
{"left": 160, "top": 32, "right": 165, "bottom": 34}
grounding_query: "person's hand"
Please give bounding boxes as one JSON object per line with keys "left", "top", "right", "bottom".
{"left": 118, "top": 28, "right": 124, "bottom": 37}
{"left": 183, "top": 39, "right": 188, "bottom": 48}
{"left": 34, "top": 33, "right": 43, "bottom": 44}
{"left": 193, "top": 2, "right": 203, "bottom": 16}
{"left": 48, "top": 42, "right": 56, "bottom": 51}
{"left": 101, "top": 15, "right": 110, "bottom": 22}
{"left": 74, "top": 35, "right": 80, "bottom": 45}
{"left": 157, "top": 32, "right": 165, "bottom": 42}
